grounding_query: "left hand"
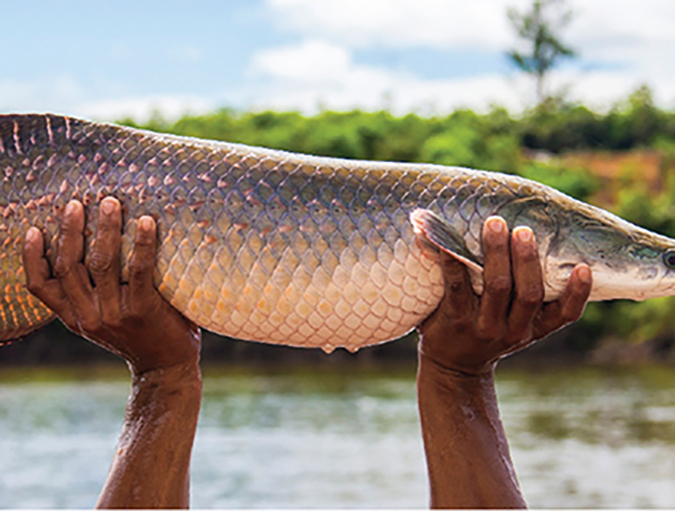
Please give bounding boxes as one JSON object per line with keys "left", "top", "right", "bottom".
{"left": 22, "top": 197, "right": 201, "bottom": 375}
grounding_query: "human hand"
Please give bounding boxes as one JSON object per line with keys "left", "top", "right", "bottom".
{"left": 417, "top": 215, "right": 592, "bottom": 376}
{"left": 22, "top": 197, "right": 201, "bottom": 375}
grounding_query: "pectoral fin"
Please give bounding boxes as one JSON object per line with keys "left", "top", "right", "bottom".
{"left": 410, "top": 208, "right": 485, "bottom": 293}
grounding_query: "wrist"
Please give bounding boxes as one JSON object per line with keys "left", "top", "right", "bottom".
{"left": 130, "top": 360, "right": 202, "bottom": 403}
{"left": 417, "top": 350, "right": 497, "bottom": 400}
{"left": 127, "top": 330, "right": 202, "bottom": 380}
{"left": 418, "top": 339, "right": 498, "bottom": 379}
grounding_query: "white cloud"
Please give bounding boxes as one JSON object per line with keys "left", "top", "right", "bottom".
{"left": 268, "top": 0, "right": 675, "bottom": 56}
{"left": 4, "top": 1, "right": 675, "bottom": 122}
{"left": 0, "top": 75, "right": 87, "bottom": 116}
{"left": 246, "top": 38, "right": 675, "bottom": 115}
{"left": 0, "top": 75, "right": 216, "bottom": 123}
{"left": 261, "top": 0, "right": 675, "bottom": 111}
{"left": 248, "top": 40, "right": 529, "bottom": 114}
{"left": 267, "top": 0, "right": 526, "bottom": 49}
{"left": 78, "top": 94, "right": 216, "bottom": 122}
{"left": 251, "top": 40, "right": 353, "bottom": 83}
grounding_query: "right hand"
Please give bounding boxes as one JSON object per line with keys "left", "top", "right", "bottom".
{"left": 417, "top": 216, "right": 592, "bottom": 376}
{"left": 22, "top": 197, "right": 201, "bottom": 375}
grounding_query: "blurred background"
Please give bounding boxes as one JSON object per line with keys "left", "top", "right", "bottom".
{"left": 1, "top": 0, "right": 675, "bottom": 508}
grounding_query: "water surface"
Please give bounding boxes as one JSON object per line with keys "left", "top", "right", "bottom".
{"left": 0, "top": 365, "right": 673, "bottom": 508}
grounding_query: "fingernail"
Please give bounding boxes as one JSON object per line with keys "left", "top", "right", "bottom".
{"left": 65, "top": 200, "right": 78, "bottom": 215}
{"left": 515, "top": 227, "right": 533, "bottom": 242}
{"left": 577, "top": 265, "right": 591, "bottom": 284}
{"left": 26, "top": 227, "right": 39, "bottom": 243}
{"left": 486, "top": 216, "right": 504, "bottom": 233}
{"left": 139, "top": 216, "right": 153, "bottom": 232}
{"left": 101, "top": 198, "right": 116, "bottom": 215}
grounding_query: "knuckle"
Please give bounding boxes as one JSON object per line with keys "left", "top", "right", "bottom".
{"left": 57, "top": 220, "right": 79, "bottom": 239}
{"left": 79, "top": 317, "right": 102, "bottom": 334}
{"left": 57, "top": 221, "right": 73, "bottom": 236}
{"left": 444, "top": 270, "right": 469, "bottom": 295}
{"left": 98, "top": 209, "right": 119, "bottom": 226}
{"left": 124, "top": 308, "right": 147, "bottom": 325}
{"left": 485, "top": 275, "right": 511, "bottom": 296}
{"left": 453, "top": 318, "right": 474, "bottom": 335}
{"left": 477, "top": 324, "right": 498, "bottom": 342}
{"left": 129, "top": 259, "right": 152, "bottom": 279}
{"left": 484, "top": 231, "right": 509, "bottom": 250}
{"left": 515, "top": 241, "right": 539, "bottom": 261}
{"left": 124, "top": 295, "right": 155, "bottom": 319}
{"left": 134, "top": 231, "right": 155, "bottom": 249}
{"left": 129, "top": 250, "right": 155, "bottom": 274}
{"left": 101, "top": 313, "right": 122, "bottom": 330}
{"left": 504, "top": 328, "right": 530, "bottom": 347}
{"left": 561, "top": 306, "right": 583, "bottom": 324}
{"left": 447, "top": 277, "right": 466, "bottom": 295}
{"left": 88, "top": 250, "right": 115, "bottom": 275}
{"left": 25, "top": 280, "right": 43, "bottom": 297}
{"left": 52, "top": 258, "right": 71, "bottom": 279}
{"left": 517, "top": 284, "right": 544, "bottom": 306}
{"left": 135, "top": 236, "right": 153, "bottom": 249}
{"left": 443, "top": 308, "right": 473, "bottom": 331}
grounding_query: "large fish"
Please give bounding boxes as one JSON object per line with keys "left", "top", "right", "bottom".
{"left": 1, "top": 114, "right": 675, "bottom": 352}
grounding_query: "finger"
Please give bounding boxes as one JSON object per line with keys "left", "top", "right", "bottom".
{"left": 88, "top": 197, "right": 122, "bottom": 324}
{"left": 437, "top": 250, "right": 475, "bottom": 318}
{"left": 53, "top": 201, "right": 95, "bottom": 318}
{"left": 418, "top": 250, "right": 474, "bottom": 336}
{"left": 22, "top": 227, "right": 51, "bottom": 295}
{"left": 477, "top": 216, "right": 511, "bottom": 339}
{"left": 128, "top": 216, "right": 158, "bottom": 314}
{"left": 22, "top": 227, "right": 77, "bottom": 325}
{"left": 506, "top": 226, "right": 544, "bottom": 342}
{"left": 538, "top": 264, "right": 592, "bottom": 335}
{"left": 560, "top": 264, "right": 593, "bottom": 322}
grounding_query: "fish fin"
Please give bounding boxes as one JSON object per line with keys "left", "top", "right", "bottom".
{"left": 0, "top": 290, "right": 55, "bottom": 346}
{"left": 410, "top": 208, "right": 484, "bottom": 276}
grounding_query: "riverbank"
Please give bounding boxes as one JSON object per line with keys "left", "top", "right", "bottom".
{"left": 2, "top": 319, "right": 674, "bottom": 370}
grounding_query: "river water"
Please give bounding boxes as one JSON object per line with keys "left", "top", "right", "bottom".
{"left": 0, "top": 365, "right": 673, "bottom": 508}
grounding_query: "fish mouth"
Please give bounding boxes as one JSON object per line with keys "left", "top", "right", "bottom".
{"left": 653, "top": 278, "right": 675, "bottom": 299}
{"left": 623, "top": 271, "right": 675, "bottom": 301}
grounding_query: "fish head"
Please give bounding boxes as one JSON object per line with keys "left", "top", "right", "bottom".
{"left": 545, "top": 204, "right": 675, "bottom": 302}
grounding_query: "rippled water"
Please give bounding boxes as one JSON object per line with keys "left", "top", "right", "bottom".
{"left": 0, "top": 365, "right": 674, "bottom": 508}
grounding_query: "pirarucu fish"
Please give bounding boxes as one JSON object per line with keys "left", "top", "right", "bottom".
{"left": 2, "top": 114, "right": 675, "bottom": 352}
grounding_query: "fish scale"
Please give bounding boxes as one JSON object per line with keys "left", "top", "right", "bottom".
{"left": 3, "top": 113, "right": 675, "bottom": 351}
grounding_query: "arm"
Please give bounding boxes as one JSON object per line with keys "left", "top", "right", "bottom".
{"left": 22, "top": 198, "right": 201, "bottom": 509}
{"left": 99, "top": 363, "right": 201, "bottom": 508}
{"left": 417, "top": 216, "right": 592, "bottom": 509}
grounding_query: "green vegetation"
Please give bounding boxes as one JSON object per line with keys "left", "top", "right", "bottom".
{"left": 117, "top": 85, "right": 675, "bottom": 355}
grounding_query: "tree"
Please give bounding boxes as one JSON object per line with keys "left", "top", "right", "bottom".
{"left": 507, "top": 0, "right": 577, "bottom": 104}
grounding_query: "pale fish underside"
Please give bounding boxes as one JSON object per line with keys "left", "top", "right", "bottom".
{"left": 2, "top": 114, "right": 675, "bottom": 352}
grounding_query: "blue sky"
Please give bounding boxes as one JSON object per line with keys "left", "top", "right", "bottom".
{"left": 2, "top": 0, "right": 674, "bottom": 121}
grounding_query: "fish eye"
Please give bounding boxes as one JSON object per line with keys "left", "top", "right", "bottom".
{"left": 663, "top": 250, "right": 675, "bottom": 269}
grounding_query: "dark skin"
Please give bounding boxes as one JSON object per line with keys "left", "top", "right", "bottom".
{"left": 22, "top": 197, "right": 201, "bottom": 509}
{"left": 23, "top": 201, "right": 592, "bottom": 509}
{"left": 416, "top": 216, "right": 592, "bottom": 508}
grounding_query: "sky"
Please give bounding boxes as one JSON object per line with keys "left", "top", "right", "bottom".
{"left": 1, "top": 0, "right": 674, "bottom": 122}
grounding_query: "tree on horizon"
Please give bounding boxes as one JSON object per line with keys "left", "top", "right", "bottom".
{"left": 506, "top": 0, "right": 577, "bottom": 105}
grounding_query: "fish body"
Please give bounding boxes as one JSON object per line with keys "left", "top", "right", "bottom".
{"left": 2, "top": 114, "right": 675, "bottom": 351}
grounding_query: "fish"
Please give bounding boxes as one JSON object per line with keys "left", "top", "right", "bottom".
{"left": 1, "top": 113, "right": 675, "bottom": 352}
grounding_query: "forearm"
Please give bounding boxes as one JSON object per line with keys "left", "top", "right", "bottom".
{"left": 417, "top": 353, "right": 526, "bottom": 509}
{"left": 97, "top": 362, "right": 202, "bottom": 509}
